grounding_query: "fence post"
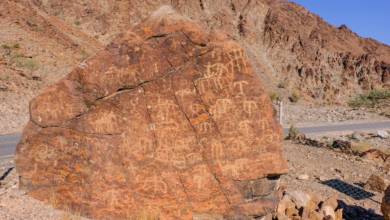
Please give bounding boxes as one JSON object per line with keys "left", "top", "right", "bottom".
{"left": 279, "top": 100, "right": 283, "bottom": 124}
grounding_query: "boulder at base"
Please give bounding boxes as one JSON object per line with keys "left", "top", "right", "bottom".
{"left": 15, "top": 6, "right": 288, "bottom": 220}
{"left": 383, "top": 185, "right": 390, "bottom": 220}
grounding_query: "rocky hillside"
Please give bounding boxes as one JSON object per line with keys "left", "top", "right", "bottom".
{"left": 0, "top": 0, "right": 389, "bottom": 133}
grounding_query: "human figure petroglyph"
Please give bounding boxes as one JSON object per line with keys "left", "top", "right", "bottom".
{"left": 203, "top": 62, "right": 229, "bottom": 79}
{"left": 219, "top": 120, "right": 236, "bottom": 135}
{"left": 192, "top": 166, "right": 211, "bottom": 190}
{"left": 171, "top": 156, "right": 187, "bottom": 170}
{"left": 233, "top": 81, "right": 249, "bottom": 96}
{"left": 155, "top": 99, "right": 177, "bottom": 122}
{"left": 262, "top": 130, "right": 280, "bottom": 145}
{"left": 175, "top": 88, "right": 196, "bottom": 100}
{"left": 138, "top": 137, "right": 155, "bottom": 154}
{"left": 227, "top": 138, "right": 247, "bottom": 152}
{"left": 210, "top": 98, "right": 233, "bottom": 118}
{"left": 238, "top": 120, "right": 253, "bottom": 136}
{"left": 210, "top": 140, "right": 224, "bottom": 160}
{"left": 189, "top": 103, "right": 204, "bottom": 116}
{"left": 105, "top": 189, "right": 121, "bottom": 207}
{"left": 196, "top": 121, "right": 213, "bottom": 134}
{"left": 138, "top": 174, "right": 168, "bottom": 198}
{"left": 226, "top": 49, "right": 248, "bottom": 73}
{"left": 258, "top": 119, "right": 269, "bottom": 131}
{"left": 210, "top": 50, "right": 221, "bottom": 62}
{"left": 195, "top": 76, "right": 229, "bottom": 94}
{"left": 242, "top": 100, "right": 258, "bottom": 116}
{"left": 222, "top": 162, "right": 239, "bottom": 178}
{"left": 36, "top": 144, "right": 56, "bottom": 161}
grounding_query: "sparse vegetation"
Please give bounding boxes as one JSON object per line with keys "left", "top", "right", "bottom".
{"left": 1, "top": 44, "right": 11, "bottom": 50}
{"left": 1, "top": 43, "right": 20, "bottom": 50}
{"left": 74, "top": 20, "right": 81, "bottom": 26}
{"left": 277, "top": 81, "right": 286, "bottom": 88}
{"left": 289, "top": 90, "right": 300, "bottom": 103}
{"left": 80, "top": 49, "right": 89, "bottom": 61}
{"left": 12, "top": 55, "right": 39, "bottom": 71}
{"left": 348, "top": 89, "right": 390, "bottom": 108}
{"left": 287, "top": 125, "right": 300, "bottom": 140}
{"left": 270, "top": 92, "right": 280, "bottom": 101}
{"left": 351, "top": 142, "right": 372, "bottom": 155}
{"left": 12, "top": 43, "right": 20, "bottom": 49}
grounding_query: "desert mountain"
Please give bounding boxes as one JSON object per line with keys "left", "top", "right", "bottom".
{"left": 0, "top": 0, "right": 389, "bottom": 133}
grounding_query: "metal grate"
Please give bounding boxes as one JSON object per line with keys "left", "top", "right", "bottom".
{"left": 321, "top": 179, "right": 374, "bottom": 200}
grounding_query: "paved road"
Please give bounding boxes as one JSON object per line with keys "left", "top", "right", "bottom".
{"left": 0, "top": 133, "right": 21, "bottom": 157}
{"left": 282, "top": 120, "right": 390, "bottom": 135}
{"left": 1, "top": 120, "right": 389, "bottom": 157}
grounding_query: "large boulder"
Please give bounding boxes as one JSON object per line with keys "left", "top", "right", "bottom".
{"left": 15, "top": 6, "right": 288, "bottom": 219}
{"left": 383, "top": 186, "right": 390, "bottom": 220}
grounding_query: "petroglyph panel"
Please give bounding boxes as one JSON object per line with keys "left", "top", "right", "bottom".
{"left": 16, "top": 9, "right": 288, "bottom": 220}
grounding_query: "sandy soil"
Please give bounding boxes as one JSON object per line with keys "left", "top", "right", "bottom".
{"left": 281, "top": 141, "right": 387, "bottom": 220}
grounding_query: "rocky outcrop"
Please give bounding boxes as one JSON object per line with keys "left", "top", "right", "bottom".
{"left": 262, "top": 2, "right": 390, "bottom": 103}
{"left": 27, "top": 0, "right": 390, "bottom": 103}
{"left": 15, "top": 7, "right": 288, "bottom": 219}
{"left": 382, "top": 186, "right": 390, "bottom": 220}
{"left": 276, "top": 191, "right": 343, "bottom": 220}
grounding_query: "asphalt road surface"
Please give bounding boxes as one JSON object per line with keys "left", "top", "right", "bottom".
{"left": 0, "top": 120, "right": 389, "bottom": 157}
{"left": 0, "top": 133, "right": 21, "bottom": 157}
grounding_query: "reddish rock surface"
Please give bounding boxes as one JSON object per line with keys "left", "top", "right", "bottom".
{"left": 15, "top": 7, "right": 288, "bottom": 219}
{"left": 383, "top": 186, "right": 390, "bottom": 220}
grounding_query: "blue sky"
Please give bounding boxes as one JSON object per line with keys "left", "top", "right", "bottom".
{"left": 289, "top": 0, "right": 390, "bottom": 46}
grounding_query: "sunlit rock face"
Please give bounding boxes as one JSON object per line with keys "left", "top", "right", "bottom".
{"left": 15, "top": 7, "right": 288, "bottom": 220}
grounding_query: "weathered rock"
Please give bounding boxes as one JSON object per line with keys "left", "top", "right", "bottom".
{"left": 15, "top": 7, "right": 288, "bottom": 220}
{"left": 276, "top": 191, "right": 342, "bottom": 220}
{"left": 365, "top": 174, "right": 389, "bottom": 192}
{"left": 286, "top": 191, "right": 312, "bottom": 209}
{"left": 377, "top": 130, "right": 389, "bottom": 139}
{"left": 382, "top": 186, "right": 390, "bottom": 220}
{"left": 320, "top": 205, "right": 336, "bottom": 220}
{"left": 360, "top": 149, "right": 388, "bottom": 163}
{"left": 350, "top": 142, "right": 372, "bottom": 154}
{"left": 351, "top": 132, "right": 364, "bottom": 141}
{"left": 297, "top": 174, "right": 309, "bottom": 180}
{"left": 332, "top": 140, "right": 351, "bottom": 151}
{"left": 321, "top": 194, "right": 339, "bottom": 210}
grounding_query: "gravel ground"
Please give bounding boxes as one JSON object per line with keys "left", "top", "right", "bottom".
{"left": 281, "top": 141, "right": 387, "bottom": 219}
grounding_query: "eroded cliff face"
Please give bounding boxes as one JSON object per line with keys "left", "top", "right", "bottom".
{"left": 23, "top": 0, "right": 390, "bottom": 103}
{"left": 262, "top": 2, "right": 390, "bottom": 102}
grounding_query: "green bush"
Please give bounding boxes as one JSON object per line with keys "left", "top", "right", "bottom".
{"left": 289, "top": 91, "right": 300, "bottom": 103}
{"left": 270, "top": 92, "right": 280, "bottom": 101}
{"left": 348, "top": 89, "right": 390, "bottom": 108}
{"left": 287, "top": 125, "right": 300, "bottom": 140}
{"left": 12, "top": 54, "right": 39, "bottom": 71}
{"left": 351, "top": 142, "right": 372, "bottom": 155}
{"left": 1, "top": 44, "right": 11, "bottom": 50}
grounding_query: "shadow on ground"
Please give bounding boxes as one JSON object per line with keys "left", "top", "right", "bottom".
{"left": 338, "top": 200, "right": 383, "bottom": 220}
